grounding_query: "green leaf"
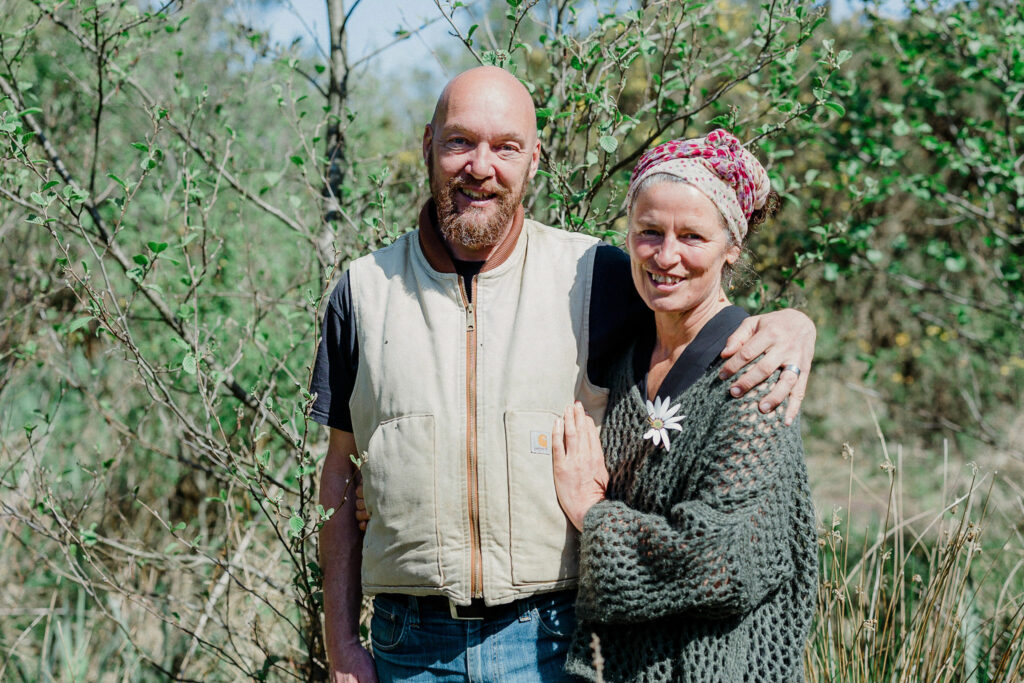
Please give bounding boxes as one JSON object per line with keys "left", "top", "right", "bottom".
{"left": 598, "top": 135, "right": 618, "bottom": 154}
{"left": 66, "top": 316, "right": 93, "bottom": 334}
{"left": 133, "top": 254, "right": 150, "bottom": 266}
{"left": 182, "top": 353, "right": 197, "bottom": 375}
{"left": 290, "top": 155, "right": 304, "bottom": 166}
{"left": 148, "top": 241, "right": 168, "bottom": 253}
{"left": 107, "top": 173, "right": 129, "bottom": 191}
{"left": 824, "top": 101, "right": 846, "bottom": 116}
{"left": 289, "top": 514, "right": 304, "bottom": 538}
{"left": 944, "top": 255, "right": 967, "bottom": 272}
{"left": 80, "top": 523, "right": 99, "bottom": 546}
{"left": 30, "top": 192, "right": 50, "bottom": 207}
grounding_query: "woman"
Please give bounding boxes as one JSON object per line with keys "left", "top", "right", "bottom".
{"left": 552, "top": 130, "right": 817, "bottom": 682}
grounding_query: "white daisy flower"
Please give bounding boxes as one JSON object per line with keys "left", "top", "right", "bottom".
{"left": 643, "top": 396, "right": 686, "bottom": 450}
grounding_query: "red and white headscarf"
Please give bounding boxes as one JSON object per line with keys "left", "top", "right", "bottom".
{"left": 625, "top": 129, "right": 770, "bottom": 244}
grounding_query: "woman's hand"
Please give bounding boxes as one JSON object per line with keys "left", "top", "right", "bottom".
{"left": 552, "top": 402, "right": 609, "bottom": 532}
{"left": 354, "top": 484, "right": 369, "bottom": 532}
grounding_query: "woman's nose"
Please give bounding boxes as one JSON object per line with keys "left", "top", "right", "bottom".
{"left": 653, "top": 237, "right": 680, "bottom": 268}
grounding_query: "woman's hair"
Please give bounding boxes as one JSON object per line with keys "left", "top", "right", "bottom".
{"left": 746, "top": 190, "right": 781, "bottom": 236}
{"left": 728, "top": 188, "right": 780, "bottom": 288}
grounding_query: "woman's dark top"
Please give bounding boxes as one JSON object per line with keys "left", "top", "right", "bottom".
{"left": 565, "top": 307, "right": 817, "bottom": 683}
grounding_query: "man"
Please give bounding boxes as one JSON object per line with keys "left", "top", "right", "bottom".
{"left": 310, "top": 66, "right": 814, "bottom": 682}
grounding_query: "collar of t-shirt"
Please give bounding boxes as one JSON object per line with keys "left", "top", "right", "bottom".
{"left": 452, "top": 258, "right": 485, "bottom": 303}
{"left": 634, "top": 305, "right": 749, "bottom": 403}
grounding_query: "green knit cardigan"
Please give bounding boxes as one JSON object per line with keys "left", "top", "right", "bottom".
{"left": 565, "top": 350, "right": 818, "bottom": 683}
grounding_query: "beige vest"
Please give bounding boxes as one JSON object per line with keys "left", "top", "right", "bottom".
{"left": 348, "top": 210, "right": 608, "bottom": 605}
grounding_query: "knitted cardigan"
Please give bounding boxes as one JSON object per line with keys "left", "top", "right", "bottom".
{"left": 565, "top": 347, "right": 817, "bottom": 683}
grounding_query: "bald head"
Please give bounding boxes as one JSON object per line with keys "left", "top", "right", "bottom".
{"left": 430, "top": 66, "right": 537, "bottom": 145}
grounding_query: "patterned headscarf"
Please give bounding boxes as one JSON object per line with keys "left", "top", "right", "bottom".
{"left": 625, "top": 129, "right": 770, "bottom": 244}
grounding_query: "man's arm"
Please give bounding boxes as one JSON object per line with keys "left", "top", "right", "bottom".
{"left": 718, "top": 309, "right": 816, "bottom": 426}
{"left": 319, "top": 428, "right": 377, "bottom": 683}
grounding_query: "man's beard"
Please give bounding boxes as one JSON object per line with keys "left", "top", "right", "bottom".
{"left": 429, "top": 156, "right": 528, "bottom": 251}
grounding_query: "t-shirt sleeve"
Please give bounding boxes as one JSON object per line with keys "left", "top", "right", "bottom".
{"left": 587, "top": 243, "right": 652, "bottom": 388}
{"left": 309, "top": 271, "right": 358, "bottom": 431}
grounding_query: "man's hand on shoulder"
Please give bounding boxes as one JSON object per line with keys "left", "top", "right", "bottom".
{"left": 329, "top": 640, "right": 377, "bottom": 683}
{"left": 718, "top": 308, "right": 815, "bottom": 426}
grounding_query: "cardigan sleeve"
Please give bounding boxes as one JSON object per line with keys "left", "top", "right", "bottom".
{"left": 576, "top": 375, "right": 805, "bottom": 624}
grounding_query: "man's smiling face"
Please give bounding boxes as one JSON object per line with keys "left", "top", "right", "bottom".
{"left": 423, "top": 67, "right": 540, "bottom": 255}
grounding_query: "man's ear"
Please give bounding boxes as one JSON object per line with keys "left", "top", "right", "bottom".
{"left": 422, "top": 125, "right": 433, "bottom": 166}
{"left": 528, "top": 139, "right": 541, "bottom": 180}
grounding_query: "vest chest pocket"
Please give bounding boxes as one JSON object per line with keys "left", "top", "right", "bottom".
{"left": 504, "top": 409, "right": 580, "bottom": 586}
{"left": 360, "top": 413, "right": 443, "bottom": 590}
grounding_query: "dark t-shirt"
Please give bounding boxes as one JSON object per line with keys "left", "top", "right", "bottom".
{"left": 308, "top": 243, "right": 650, "bottom": 431}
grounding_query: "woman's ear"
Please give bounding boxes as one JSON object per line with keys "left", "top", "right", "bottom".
{"left": 725, "top": 242, "right": 741, "bottom": 265}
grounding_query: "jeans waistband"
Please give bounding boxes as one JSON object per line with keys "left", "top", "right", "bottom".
{"left": 376, "top": 590, "right": 574, "bottom": 621}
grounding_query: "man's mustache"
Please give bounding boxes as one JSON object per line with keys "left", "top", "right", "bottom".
{"left": 445, "top": 177, "right": 510, "bottom": 200}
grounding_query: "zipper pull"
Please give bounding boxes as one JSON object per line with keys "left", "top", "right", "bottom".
{"left": 466, "top": 302, "right": 475, "bottom": 331}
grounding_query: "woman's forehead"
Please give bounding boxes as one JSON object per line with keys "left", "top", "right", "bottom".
{"left": 632, "top": 183, "right": 720, "bottom": 220}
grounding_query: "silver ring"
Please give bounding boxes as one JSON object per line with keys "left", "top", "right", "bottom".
{"left": 782, "top": 364, "right": 801, "bottom": 377}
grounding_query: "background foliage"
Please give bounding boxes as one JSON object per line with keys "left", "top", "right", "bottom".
{"left": 1, "top": 0, "right": 1021, "bottom": 680}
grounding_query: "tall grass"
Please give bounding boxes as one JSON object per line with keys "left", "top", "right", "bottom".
{"left": 806, "top": 429, "right": 1024, "bottom": 682}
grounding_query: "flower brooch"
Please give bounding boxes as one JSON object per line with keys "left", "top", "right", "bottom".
{"left": 643, "top": 396, "right": 685, "bottom": 450}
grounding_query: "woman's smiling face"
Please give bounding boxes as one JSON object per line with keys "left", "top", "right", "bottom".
{"left": 626, "top": 180, "right": 741, "bottom": 318}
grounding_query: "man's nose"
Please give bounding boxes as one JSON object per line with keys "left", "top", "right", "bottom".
{"left": 465, "top": 143, "right": 496, "bottom": 179}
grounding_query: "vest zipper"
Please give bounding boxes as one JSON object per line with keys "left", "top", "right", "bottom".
{"left": 459, "top": 277, "right": 483, "bottom": 598}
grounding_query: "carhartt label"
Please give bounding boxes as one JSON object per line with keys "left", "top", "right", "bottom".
{"left": 530, "top": 430, "right": 551, "bottom": 455}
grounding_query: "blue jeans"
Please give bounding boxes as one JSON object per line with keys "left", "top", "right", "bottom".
{"left": 371, "top": 591, "right": 579, "bottom": 682}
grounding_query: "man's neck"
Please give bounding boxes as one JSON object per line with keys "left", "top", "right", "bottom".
{"left": 446, "top": 240, "right": 497, "bottom": 262}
